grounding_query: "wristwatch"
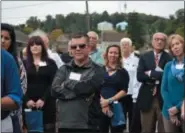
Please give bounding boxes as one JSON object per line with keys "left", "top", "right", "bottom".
{"left": 108, "top": 98, "right": 114, "bottom": 104}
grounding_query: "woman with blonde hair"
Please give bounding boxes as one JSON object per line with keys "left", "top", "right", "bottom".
{"left": 161, "top": 34, "right": 184, "bottom": 132}
{"left": 100, "top": 45, "right": 129, "bottom": 133}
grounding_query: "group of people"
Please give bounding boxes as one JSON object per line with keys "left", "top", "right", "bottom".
{"left": 1, "top": 22, "right": 185, "bottom": 133}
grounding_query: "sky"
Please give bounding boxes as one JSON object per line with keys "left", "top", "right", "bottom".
{"left": 1, "top": 1, "right": 184, "bottom": 25}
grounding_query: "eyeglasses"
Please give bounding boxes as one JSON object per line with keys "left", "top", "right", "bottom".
{"left": 70, "top": 44, "right": 87, "bottom": 50}
{"left": 154, "top": 38, "right": 165, "bottom": 42}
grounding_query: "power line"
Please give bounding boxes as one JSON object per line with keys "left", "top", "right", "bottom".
{"left": 2, "top": 2, "right": 54, "bottom": 10}
{"left": 2, "top": 15, "right": 46, "bottom": 20}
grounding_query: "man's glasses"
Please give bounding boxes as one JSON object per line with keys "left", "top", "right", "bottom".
{"left": 154, "top": 38, "right": 165, "bottom": 42}
{"left": 70, "top": 44, "right": 87, "bottom": 50}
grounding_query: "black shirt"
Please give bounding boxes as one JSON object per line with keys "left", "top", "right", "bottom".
{"left": 101, "top": 68, "right": 129, "bottom": 99}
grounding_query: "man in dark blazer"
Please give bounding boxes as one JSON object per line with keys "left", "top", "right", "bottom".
{"left": 137, "top": 32, "right": 172, "bottom": 133}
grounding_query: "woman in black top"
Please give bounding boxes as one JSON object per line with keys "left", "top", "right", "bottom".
{"left": 23, "top": 36, "right": 57, "bottom": 132}
{"left": 100, "top": 45, "right": 129, "bottom": 133}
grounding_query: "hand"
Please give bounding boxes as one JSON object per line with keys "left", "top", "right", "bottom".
{"left": 145, "top": 70, "right": 151, "bottom": 77}
{"left": 26, "top": 100, "right": 36, "bottom": 108}
{"left": 181, "top": 113, "right": 185, "bottom": 120}
{"left": 102, "top": 106, "right": 110, "bottom": 115}
{"left": 152, "top": 88, "right": 157, "bottom": 96}
{"left": 100, "top": 97, "right": 109, "bottom": 108}
{"left": 168, "top": 106, "right": 179, "bottom": 116}
{"left": 170, "top": 115, "right": 181, "bottom": 126}
{"left": 36, "top": 99, "right": 44, "bottom": 109}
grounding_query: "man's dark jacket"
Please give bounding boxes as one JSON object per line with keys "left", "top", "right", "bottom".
{"left": 51, "top": 58, "right": 104, "bottom": 129}
{"left": 137, "top": 50, "right": 172, "bottom": 112}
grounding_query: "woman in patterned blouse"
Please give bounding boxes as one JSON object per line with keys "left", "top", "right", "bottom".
{"left": 1, "top": 23, "right": 27, "bottom": 133}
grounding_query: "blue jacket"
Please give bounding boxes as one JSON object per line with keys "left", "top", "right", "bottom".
{"left": 1, "top": 49, "right": 23, "bottom": 119}
{"left": 161, "top": 61, "right": 184, "bottom": 119}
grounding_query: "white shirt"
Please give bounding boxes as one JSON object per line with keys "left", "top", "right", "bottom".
{"left": 47, "top": 49, "right": 64, "bottom": 68}
{"left": 122, "top": 53, "right": 142, "bottom": 102}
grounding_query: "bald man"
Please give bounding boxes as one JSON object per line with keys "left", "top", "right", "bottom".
{"left": 41, "top": 35, "right": 64, "bottom": 68}
{"left": 137, "top": 32, "right": 172, "bottom": 133}
{"left": 87, "top": 31, "right": 104, "bottom": 66}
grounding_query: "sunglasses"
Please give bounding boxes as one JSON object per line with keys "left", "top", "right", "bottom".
{"left": 70, "top": 44, "right": 87, "bottom": 50}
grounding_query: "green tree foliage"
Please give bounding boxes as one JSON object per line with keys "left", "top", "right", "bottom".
{"left": 175, "top": 24, "right": 184, "bottom": 37}
{"left": 49, "top": 29, "right": 63, "bottom": 41}
{"left": 26, "top": 16, "right": 41, "bottom": 30}
{"left": 16, "top": 8, "right": 184, "bottom": 49}
{"left": 164, "top": 8, "right": 184, "bottom": 36}
{"left": 127, "top": 12, "right": 147, "bottom": 49}
{"left": 23, "top": 26, "right": 33, "bottom": 34}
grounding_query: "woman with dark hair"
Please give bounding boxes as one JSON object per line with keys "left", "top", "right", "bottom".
{"left": 100, "top": 45, "right": 129, "bottom": 133}
{"left": 1, "top": 23, "right": 27, "bottom": 133}
{"left": 23, "top": 36, "right": 57, "bottom": 132}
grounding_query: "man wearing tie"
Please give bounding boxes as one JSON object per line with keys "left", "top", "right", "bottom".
{"left": 137, "top": 32, "right": 172, "bottom": 133}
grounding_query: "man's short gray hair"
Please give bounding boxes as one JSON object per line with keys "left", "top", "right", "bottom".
{"left": 87, "top": 31, "right": 99, "bottom": 40}
{"left": 120, "top": 37, "right": 132, "bottom": 46}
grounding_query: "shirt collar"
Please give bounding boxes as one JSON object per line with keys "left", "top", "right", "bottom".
{"left": 154, "top": 51, "right": 163, "bottom": 59}
{"left": 123, "top": 53, "right": 132, "bottom": 60}
{"left": 90, "top": 48, "right": 98, "bottom": 55}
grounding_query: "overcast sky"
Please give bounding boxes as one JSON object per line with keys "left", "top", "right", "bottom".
{"left": 1, "top": 1, "right": 184, "bottom": 25}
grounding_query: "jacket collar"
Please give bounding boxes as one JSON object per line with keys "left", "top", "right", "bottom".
{"left": 66, "top": 58, "right": 93, "bottom": 69}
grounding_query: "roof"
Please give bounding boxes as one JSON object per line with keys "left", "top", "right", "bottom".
{"left": 98, "top": 21, "right": 113, "bottom": 25}
{"left": 116, "top": 21, "right": 128, "bottom": 27}
{"left": 101, "top": 31, "right": 127, "bottom": 42}
{"left": 15, "top": 30, "right": 29, "bottom": 44}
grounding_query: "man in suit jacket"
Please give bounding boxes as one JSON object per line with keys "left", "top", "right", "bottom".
{"left": 137, "top": 32, "right": 172, "bottom": 133}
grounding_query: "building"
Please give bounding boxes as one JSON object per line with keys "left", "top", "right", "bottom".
{"left": 15, "top": 29, "right": 29, "bottom": 53}
{"left": 100, "top": 31, "right": 127, "bottom": 51}
{"left": 116, "top": 21, "right": 128, "bottom": 31}
{"left": 97, "top": 21, "right": 113, "bottom": 31}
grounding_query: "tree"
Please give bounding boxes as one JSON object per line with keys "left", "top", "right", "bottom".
{"left": 116, "top": 25, "right": 122, "bottom": 32}
{"left": 152, "top": 19, "right": 167, "bottom": 32}
{"left": 26, "top": 16, "right": 41, "bottom": 30}
{"left": 127, "top": 12, "right": 146, "bottom": 49}
{"left": 23, "top": 26, "right": 33, "bottom": 34}
{"left": 49, "top": 29, "right": 63, "bottom": 41}
{"left": 175, "top": 8, "right": 184, "bottom": 23}
{"left": 100, "top": 11, "right": 110, "bottom": 22}
{"left": 110, "top": 12, "right": 126, "bottom": 28}
{"left": 164, "top": 8, "right": 184, "bottom": 35}
{"left": 44, "top": 15, "right": 55, "bottom": 32}
{"left": 90, "top": 12, "right": 101, "bottom": 30}
{"left": 55, "top": 14, "right": 65, "bottom": 30}
{"left": 176, "top": 24, "right": 184, "bottom": 37}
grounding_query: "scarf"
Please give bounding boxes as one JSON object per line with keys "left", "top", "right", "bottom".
{"left": 171, "top": 57, "right": 185, "bottom": 82}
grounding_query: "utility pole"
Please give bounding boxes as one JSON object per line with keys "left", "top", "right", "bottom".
{"left": 85, "top": 0, "right": 90, "bottom": 31}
